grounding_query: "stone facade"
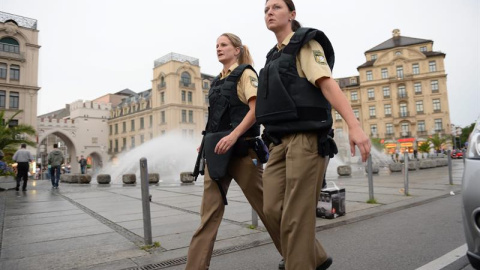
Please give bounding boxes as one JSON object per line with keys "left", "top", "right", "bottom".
{"left": 333, "top": 29, "right": 451, "bottom": 155}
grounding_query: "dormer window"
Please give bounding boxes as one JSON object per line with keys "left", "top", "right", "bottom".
{"left": 0, "top": 37, "right": 19, "bottom": 54}
{"left": 371, "top": 54, "right": 377, "bottom": 60}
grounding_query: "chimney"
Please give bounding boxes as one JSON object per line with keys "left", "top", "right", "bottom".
{"left": 392, "top": 29, "right": 401, "bottom": 38}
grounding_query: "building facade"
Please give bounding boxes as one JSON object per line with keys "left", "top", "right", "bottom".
{"left": 0, "top": 12, "right": 40, "bottom": 151}
{"left": 333, "top": 29, "right": 451, "bottom": 154}
{"left": 107, "top": 53, "right": 214, "bottom": 155}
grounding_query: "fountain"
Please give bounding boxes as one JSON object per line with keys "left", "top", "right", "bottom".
{"left": 96, "top": 131, "right": 200, "bottom": 184}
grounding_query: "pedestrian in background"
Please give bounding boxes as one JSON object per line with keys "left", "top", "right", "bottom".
{"left": 48, "top": 143, "right": 64, "bottom": 189}
{"left": 12, "top": 143, "right": 33, "bottom": 191}
{"left": 257, "top": 0, "right": 371, "bottom": 269}
{"left": 78, "top": 155, "right": 87, "bottom": 174}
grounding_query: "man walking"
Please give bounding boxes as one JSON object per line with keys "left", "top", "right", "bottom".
{"left": 48, "top": 143, "right": 64, "bottom": 189}
{"left": 78, "top": 155, "right": 87, "bottom": 174}
{"left": 13, "top": 143, "right": 33, "bottom": 191}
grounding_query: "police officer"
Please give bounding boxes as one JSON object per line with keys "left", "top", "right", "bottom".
{"left": 185, "top": 33, "right": 281, "bottom": 270}
{"left": 258, "top": 1, "right": 371, "bottom": 269}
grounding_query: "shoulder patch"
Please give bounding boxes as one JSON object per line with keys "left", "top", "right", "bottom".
{"left": 249, "top": 76, "right": 258, "bottom": 88}
{"left": 313, "top": 50, "right": 327, "bottom": 65}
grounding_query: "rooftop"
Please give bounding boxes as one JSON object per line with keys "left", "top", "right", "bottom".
{"left": 366, "top": 29, "right": 432, "bottom": 53}
{"left": 0, "top": 11, "right": 37, "bottom": 30}
{"left": 154, "top": 53, "right": 199, "bottom": 68}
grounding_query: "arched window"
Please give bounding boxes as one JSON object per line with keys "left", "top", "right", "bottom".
{"left": 0, "top": 37, "right": 19, "bottom": 54}
{"left": 181, "top": 72, "right": 191, "bottom": 86}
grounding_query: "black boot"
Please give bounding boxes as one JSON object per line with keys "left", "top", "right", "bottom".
{"left": 278, "top": 259, "right": 285, "bottom": 269}
{"left": 316, "top": 257, "right": 332, "bottom": 270}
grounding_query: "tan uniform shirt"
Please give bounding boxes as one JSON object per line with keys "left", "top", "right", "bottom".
{"left": 277, "top": 32, "right": 332, "bottom": 87}
{"left": 220, "top": 62, "right": 258, "bottom": 105}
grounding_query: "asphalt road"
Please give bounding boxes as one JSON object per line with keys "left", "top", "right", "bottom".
{"left": 164, "top": 193, "right": 473, "bottom": 270}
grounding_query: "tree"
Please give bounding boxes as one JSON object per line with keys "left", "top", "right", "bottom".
{"left": 428, "top": 133, "right": 447, "bottom": 152}
{"left": 460, "top": 122, "right": 475, "bottom": 148}
{"left": 0, "top": 110, "right": 37, "bottom": 164}
{"left": 418, "top": 142, "right": 431, "bottom": 158}
{"left": 370, "top": 137, "right": 385, "bottom": 152}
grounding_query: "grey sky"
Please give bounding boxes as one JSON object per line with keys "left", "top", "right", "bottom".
{"left": 2, "top": 0, "right": 479, "bottom": 127}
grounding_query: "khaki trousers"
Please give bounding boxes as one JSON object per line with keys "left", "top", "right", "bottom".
{"left": 185, "top": 149, "right": 281, "bottom": 270}
{"left": 263, "top": 133, "right": 329, "bottom": 270}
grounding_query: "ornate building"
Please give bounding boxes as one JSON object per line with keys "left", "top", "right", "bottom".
{"left": 0, "top": 12, "right": 40, "bottom": 152}
{"left": 107, "top": 53, "right": 214, "bottom": 155}
{"left": 333, "top": 29, "right": 451, "bottom": 154}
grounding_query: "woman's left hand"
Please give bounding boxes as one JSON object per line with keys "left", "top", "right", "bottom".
{"left": 215, "top": 133, "right": 239, "bottom": 154}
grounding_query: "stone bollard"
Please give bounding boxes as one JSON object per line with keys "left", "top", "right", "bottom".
{"left": 60, "top": 174, "right": 76, "bottom": 183}
{"left": 122, "top": 174, "right": 136, "bottom": 184}
{"left": 389, "top": 163, "right": 402, "bottom": 172}
{"left": 97, "top": 174, "right": 111, "bottom": 184}
{"left": 77, "top": 175, "right": 92, "bottom": 184}
{"left": 180, "top": 172, "right": 194, "bottom": 184}
{"left": 407, "top": 162, "right": 417, "bottom": 171}
{"left": 337, "top": 165, "right": 352, "bottom": 176}
{"left": 148, "top": 173, "right": 160, "bottom": 184}
{"left": 365, "top": 164, "right": 379, "bottom": 174}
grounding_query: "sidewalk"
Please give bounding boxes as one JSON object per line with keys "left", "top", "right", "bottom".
{"left": 0, "top": 159, "right": 464, "bottom": 270}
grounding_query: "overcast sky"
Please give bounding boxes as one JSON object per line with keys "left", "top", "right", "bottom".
{"left": 2, "top": 0, "right": 479, "bottom": 127}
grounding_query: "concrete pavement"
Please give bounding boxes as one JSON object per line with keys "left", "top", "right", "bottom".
{"left": 0, "top": 159, "right": 465, "bottom": 270}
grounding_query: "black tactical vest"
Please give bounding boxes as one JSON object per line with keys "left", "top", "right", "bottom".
{"left": 206, "top": 64, "right": 260, "bottom": 137}
{"left": 256, "top": 28, "right": 335, "bottom": 135}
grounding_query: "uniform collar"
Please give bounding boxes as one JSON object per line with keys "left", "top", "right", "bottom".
{"left": 276, "top": 32, "right": 295, "bottom": 51}
{"left": 220, "top": 62, "right": 239, "bottom": 79}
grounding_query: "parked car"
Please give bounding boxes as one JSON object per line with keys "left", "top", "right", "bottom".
{"left": 451, "top": 150, "right": 464, "bottom": 159}
{"left": 462, "top": 116, "right": 480, "bottom": 269}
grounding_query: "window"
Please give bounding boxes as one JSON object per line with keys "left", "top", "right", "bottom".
{"left": 369, "top": 106, "right": 376, "bottom": 118}
{"left": 0, "top": 63, "right": 6, "bottom": 79}
{"left": 181, "top": 90, "right": 186, "bottom": 102}
{"left": 396, "top": 66, "right": 403, "bottom": 79}
{"left": 204, "top": 112, "right": 208, "bottom": 124}
{"left": 0, "top": 90, "right": 5, "bottom": 108}
{"left": 431, "top": 80, "right": 439, "bottom": 91}
{"left": 398, "top": 85, "right": 407, "bottom": 98}
{"left": 161, "top": 111, "right": 165, "bottom": 123}
{"left": 370, "top": 125, "right": 377, "bottom": 136}
{"left": 109, "top": 125, "right": 112, "bottom": 135}
{"left": 0, "top": 37, "right": 19, "bottom": 54}
{"left": 131, "top": 119, "right": 135, "bottom": 131}
{"left": 434, "top": 119, "right": 443, "bottom": 131}
{"left": 115, "top": 123, "right": 118, "bottom": 134}
{"left": 109, "top": 140, "right": 112, "bottom": 151}
{"left": 381, "top": 68, "right": 388, "bottom": 79}
{"left": 386, "top": 124, "right": 393, "bottom": 135}
{"left": 160, "top": 92, "right": 165, "bottom": 103}
{"left": 115, "top": 139, "right": 118, "bottom": 152}
{"left": 420, "top": 46, "right": 427, "bottom": 52}
{"left": 412, "top": 63, "right": 419, "bottom": 75}
{"left": 335, "top": 111, "right": 342, "bottom": 120}
{"left": 10, "top": 65, "right": 20, "bottom": 80}
{"left": 140, "top": 134, "right": 144, "bottom": 144}
{"left": 433, "top": 99, "right": 441, "bottom": 111}
{"left": 384, "top": 104, "right": 392, "bottom": 116}
{"left": 9, "top": 91, "right": 19, "bottom": 108}
{"left": 131, "top": 136, "right": 135, "bottom": 148}
{"left": 182, "top": 110, "right": 187, "bottom": 122}
{"left": 429, "top": 61, "right": 437, "bottom": 72}
{"left": 189, "top": 129, "right": 194, "bottom": 138}
{"left": 401, "top": 123, "right": 410, "bottom": 134}
{"left": 371, "top": 54, "right": 377, "bottom": 60}
{"left": 351, "top": 91, "right": 358, "bottom": 101}
{"left": 205, "top": 94, "right": 209, "bottom": 105}
{"left": 400, "top": 103, "right": 408, "bottom": 117}
{"left": 203, "top": 81, "right": 209, "bottom": 89}
{"left": 181, "top": 72, "right": 191, "bottom": 86}
{"left": 366, "top": 71, "right": 373, "bottom": 81}
{"left": 367, "top": 88, "right": 375, "bottom": 100}
{"left": 188, "top": 91, "right": 192, "bottom": 103}
{"left": 159, "top": 77, "right": 165, "bottom": 88}
{"left": 418, "top": 121, "right": 425, "bottom": 132}
{"left": 383, "top": 86, "right": 390, "bottom": 98}
{"left": 353, "top": 109, "right": 359, "bottom": 119}
{"left": 414, "top": 83, "right": 422, "bottom": 94}
{"left": 395, "top": 51, "right": 402, "bottom": 56}
{"left": 122, "top": 138, "right": 127, "bottom": 150}
{"left": 140, "top": 117, "right": 144, "bottom": 129}
{"left": 416, "top": 101, "right": 424, "bottom": 113}
{"left": 122, "top": 122, "right": 126, "bottom": 133}
{"left": 188, "top": 110, "right": 193, "bottom": 123}
{"left": 350, "top": 77, "right": 357, "bottom": 84}
{"left": 149, "top": 115, "right": 152, "bottom": 127}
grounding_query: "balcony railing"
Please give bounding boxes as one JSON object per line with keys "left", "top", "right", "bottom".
{"left": 400, "top": 131, "right": 411, "bottom": 138}
{"left": 433, "top": 109, "right": 441, "bottom": 113}
{"left": 417, "top": 130, "right": 428, "bottom": 136}
{"left": 179, "top": 81, "right": 195, "bottom": 89}
{"left": 385, "top": 114, "right": 392, "bottom": 118}
{"left": 157, "top": 82, "right": 166, "bottom": 89}
{"left": 0, "top": 50, "right": 25, "bottom": 61}
{"left": 399, "top": 112, "right": 410, "bottom": 118}
{"left": 398, "top": 93, "right": 408, "bottom": 99}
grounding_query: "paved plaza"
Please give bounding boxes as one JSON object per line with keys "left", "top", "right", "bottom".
{"left": 0, "top": 159, "right": 464, "bottom": 270}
